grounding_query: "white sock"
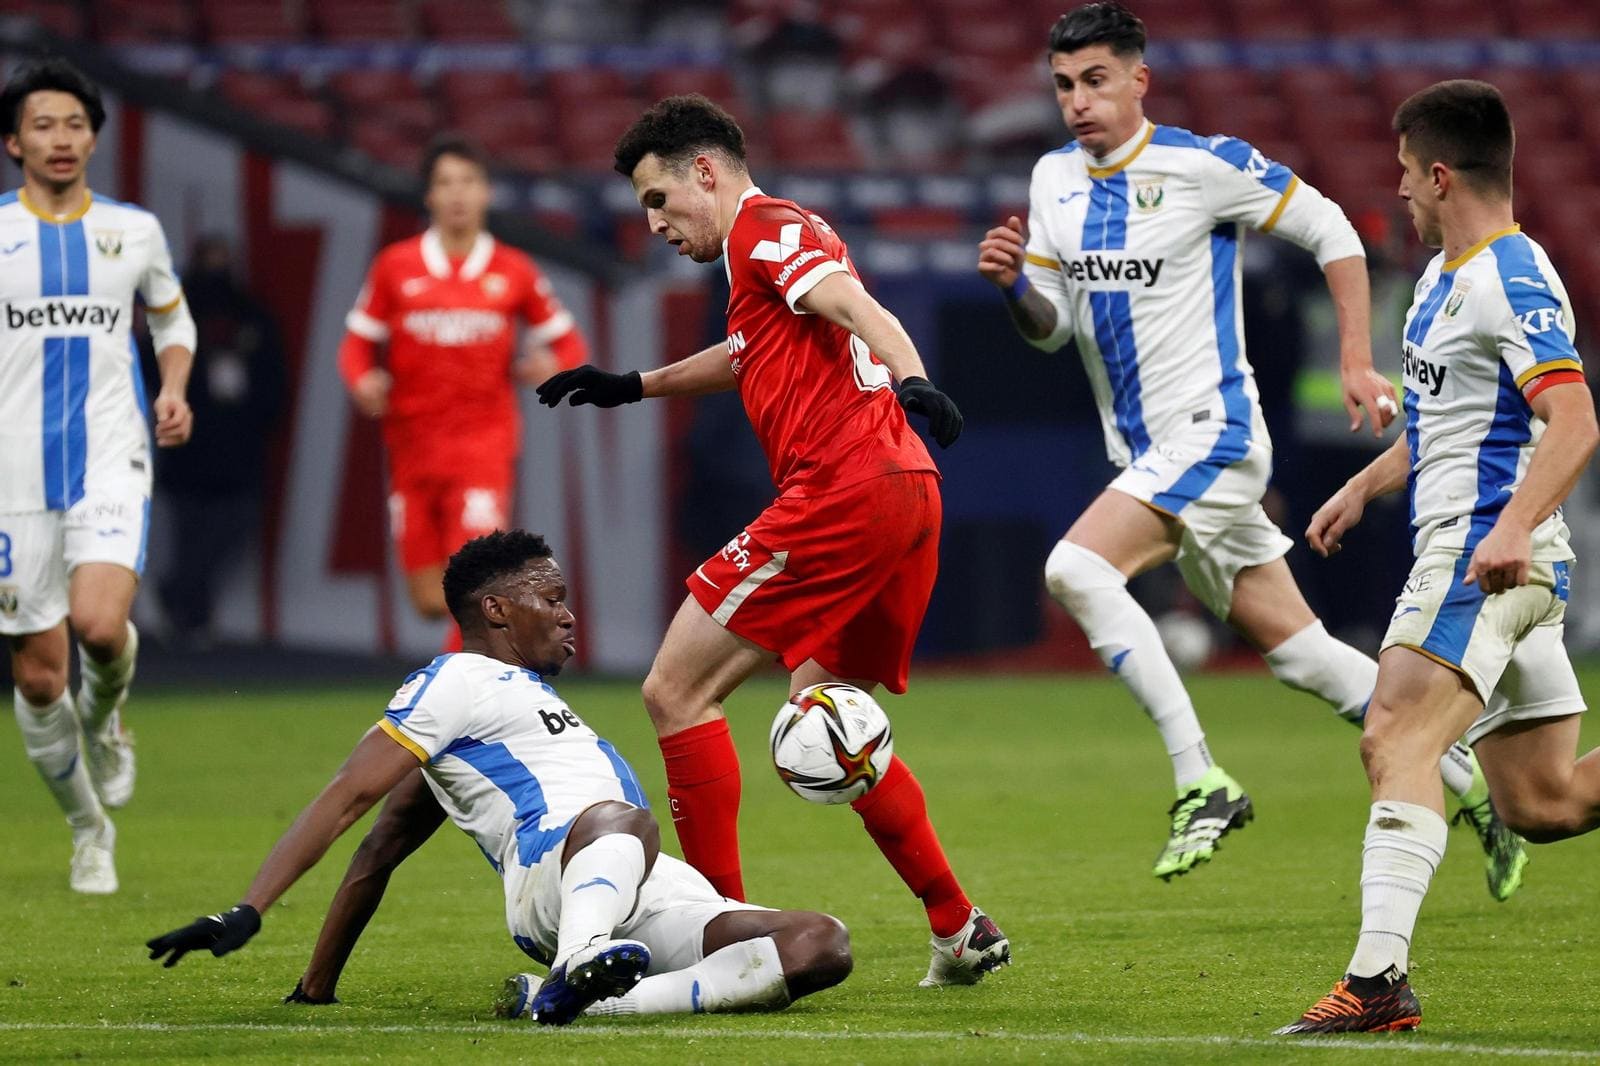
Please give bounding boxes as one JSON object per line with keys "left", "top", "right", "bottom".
{"left": 1263, "top": 620, "right": 1375, "bottom": 721}
{"left": 14, "top": 688, "right": 105, "bottom": 835}
{"left": 1045, "top": 541, "right": 1209, "bottom": 788}
{"left": 553, "top": 833, "right": 646, "bottom": 967}
{"left": 77, "top": 620, "right": 138, "bottom": 734}
{"left": 585, "top": 936, "right": 789, "bottom": 1016}
{"left": 1347, "top": 801, "right": 1446, "bottom": 979}
{"left": 1263, "top": 621, "right": 1481, "bottom": 802}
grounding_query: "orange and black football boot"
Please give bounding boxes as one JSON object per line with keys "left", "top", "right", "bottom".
{"left": 1275, "top": 966, "right": 1421, "bottom": 1034}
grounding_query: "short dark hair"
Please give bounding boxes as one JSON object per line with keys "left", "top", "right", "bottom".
{"left": 443, "top": 530, "right": 554, "bottom": 628}
{"left": 1049, "top": 2, "right": 1147, "bottom": 58}
{"left": 420, "top": 133, "right": 488, "bottom": 186}
{"left": 1393, "top": 79, "right": 1513, "bottom": 198}
{"left": 613, "top": 94, "right": 746, "bottom": 179}
{"left": 1, "top": 58, "right": 106, "bottom": 163}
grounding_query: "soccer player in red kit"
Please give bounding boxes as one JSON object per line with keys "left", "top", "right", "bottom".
{"left": 338, "top": 136, "right": 586, "bottom": 639}
{"left": 537, "top": 95, "right": 1009, "bottom": 987}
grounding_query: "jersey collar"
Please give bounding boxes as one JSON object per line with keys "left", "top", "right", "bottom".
{"left": 1442, "top": 223, "right": 1520, "bottom": 273}
{"left": 421, "top": 228, "right": 496, "bottom": 281}
{"left": 722, "top": 185, "right": 765, "bottom": 285}
{"left": 18, "top": 187, "right": 92, "bottom": 222}
{"left": 1086, "top": 120, "right": 1154, "bottom": 179}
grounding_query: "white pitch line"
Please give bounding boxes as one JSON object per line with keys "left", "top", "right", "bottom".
{"left": 1, "top": 1022, "right": 1595, "bottom": 1059}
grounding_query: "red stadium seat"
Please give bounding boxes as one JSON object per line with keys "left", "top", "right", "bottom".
{"left": 1473, "top": 67, "right": 1554, "bottom": 108}
{"left": 312, "top": 0, "right": 413, "bottom": 42}
{"left": 544, "top": 68, "right": 634, "bottom": 110}
{"left": 1290, "top": 93, "right": 1386, "bottom": 145}
{"left": 948, "top": 54, "right": 1051, "bottom": 113}
{"left": 93, "top": 0, "right": 196, "bottom": 44}
{"left": 1514, "top": 146, "right": 1594, "bottom": 206}
{"left": 1276, "top": 67, "right": 1360, "bottom": 107}
{"left": 769, "top": 109, "right": 864, "bottom": 169}
{"left": 1373, "top": 68, "right": 1438, "bottom": 119}
{"left": 1412, "top": 0, "right": 1505, "bottom": 37}
{"left": 0, "top": 0, "right": 84, "bottom": 38}
{"left": 418, "top": 0, "right": 521, "bottom": 42}
{"left": 450, "top": 99, "right": 554, "bottom": 150}
{"left": 1510, "top": 0, "right": 1600, "bottom": 39}
{"left": 1507, "top": 97, "right": 1575, "bottom": 146}
{"left": 200, "top": 0, "right": 303, "bottom": 43}
{"left": 218, "top": 71, "right": 306, "bottom": 110}
{"left": 555, "top": 98, "right": 646, "bottom": 172}
{"left": 350, "top": 120, "right": 424, "bottom": 171}
{"left": 1316, "top": 0, "right": 1418, "bottom": 38}
{"left": 436, "top": 71, "right": 532, "bottom": 114}
{"left": 251, "top": 98, "right": 337, "bottom": 141}
{"left": 1102, "top": 0, "right": 1230, "bottom": 39}
{"left": 1188, "top": 93, "right": 1288, "bottom": 143}
{"left": 329, "top": 70, "right": 426, "bottom": 107}
{"left": 1251, "top": 139, "right": 1311, "bottom": 181}
{"left": 1226, "top": 0, "right": 1321, "bottom": 41}
{"left": 643, "top": 69, "right": 744, "bottom": 109}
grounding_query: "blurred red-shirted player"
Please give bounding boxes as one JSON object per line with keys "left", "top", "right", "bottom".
{"left": 338, "top": 137, "right": 586, "bottom": 643}
{"left": 538, "top": 96, "right": 1010, "bottom": 988}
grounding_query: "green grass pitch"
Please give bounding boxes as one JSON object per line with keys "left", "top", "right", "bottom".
{"left": 3, "top": 668, "right": 1599, "bottom": 1063}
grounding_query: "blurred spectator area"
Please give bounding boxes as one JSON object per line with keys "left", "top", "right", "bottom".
{"left": 2, "top": 0, "right": 1597, "bottom": 316}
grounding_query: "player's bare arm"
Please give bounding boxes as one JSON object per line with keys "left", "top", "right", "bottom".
{"left": 642, "top": 342, "right": 738, "bottom": 398}
{"left": 146, "top": 728, "right": 421, "bottom": 967}
{"left": 151, "top": 342, "right": 194, "bottom": 446}
{"left": 977, "top": 214, "right": 1061, "bottom": 342}
{"left": 1321, "top": 255, "right": 1396, "bottom": 437}
{"left": 1463, "top": 380, "right": 1598, "bottom": 593}
{"left": 1307, "top": 434, "right": 1411, "bottom": 557}
{"left": 290, "top": 768, "right": 448, "bottom": 1004}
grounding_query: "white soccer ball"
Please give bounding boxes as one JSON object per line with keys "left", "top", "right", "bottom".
{"left": 769, "top": 683, "right": 895, "bottom": 805}
{"left": 1155, "top": 610, "right": 1214, "bottom": 673}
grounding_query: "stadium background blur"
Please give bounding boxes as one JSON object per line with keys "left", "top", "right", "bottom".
{"left": 2, "top": 0, "right": 1598, "bottom": 680}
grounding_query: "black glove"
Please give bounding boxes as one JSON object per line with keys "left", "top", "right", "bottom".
{"left": 284, "top": 978, "right": 340, "bottom": 1005}
{"left": 536, "top": 365, "right": 643, "bottom": 408}
{"left": 897, "top": 376, "right": 963, "bottom": 448}
{"left": 146, "top": 904, "right": 261, "bottom": 968}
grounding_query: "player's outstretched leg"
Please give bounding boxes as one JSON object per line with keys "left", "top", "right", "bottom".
{"left": 846, "top": 755, "right": 1011, "bottom": 985}
{"left": 510, "top": 802, "right": 656, "bottom": 1025}
{"left": 1045, "top": 539, "right": 1250, "bottom": 877}
{"left": 76, "top": 618, "right": 138, "bottom": 809}
{"left": 13, "top": 687, "right": 116, "bottom": 893}
{"left": 1262, "top": 619, "right": 1526, "bottom": 900}
{"left": 583, "top": 910, "right": 852, "bottom": 1017}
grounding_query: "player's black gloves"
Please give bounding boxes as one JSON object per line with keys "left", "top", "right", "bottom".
{"left": 284, "top": 979, "right": 340, "bottom": 1005}
{"left": 146, "top": 904, "right": 261, "bottom": 968}
{"left": 897, "top": 376, "right": 963, "bottom": 448}
{"left": 536, "top": 365, "right": 643, "bottom": 408}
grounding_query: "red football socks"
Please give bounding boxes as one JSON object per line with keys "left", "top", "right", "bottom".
{"left": 852, "top": 756, "right": 974, "bottom": 938}
{"left": 658, "top": 718, "right": 746, "bottom": 901}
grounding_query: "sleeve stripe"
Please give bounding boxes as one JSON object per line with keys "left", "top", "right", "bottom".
{"left": 1524, "top": 369, "right": 1585, "bottom": 401}
{"left": 346, "top": 309, "right": 390, "bottom": 342}
{"left": 1515, "top": 358, "right": 1584, "bottom": 389}
{"left": 378, "top": 718, "right": 429, "bottom": 763}
{"left": 1259, "top": 176, "right": 1300, "bottom": 234}
{"left": 526, "top": 309, "right": 575, "bottom": 345}
{"left": 1024, "top": 252, "right": 1060, "bottom": 270}
{"left": 783, "top": 259, "right": 849, "bottom": 312}
{"left": 145, "top": 294, "right": 184, "bottom": 315}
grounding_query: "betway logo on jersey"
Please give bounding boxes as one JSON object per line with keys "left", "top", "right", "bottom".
{"left": 5, "top": 297, "right": 122, "bottom": 334}
{"left": 401, "top": 308, "right": 506, "bottom": 346}
{"left": 1062, "top": 254, "right": 1164, "bottom": 289}
{"left": 1402, "top": 343, "right": 1448, "bottom": 397}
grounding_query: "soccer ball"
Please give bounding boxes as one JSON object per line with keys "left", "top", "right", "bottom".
{"left": 769, "top": 683, "right": 894, "bottom": 805}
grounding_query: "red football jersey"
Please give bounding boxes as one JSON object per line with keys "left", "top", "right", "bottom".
{"left": 338, "top": 229, "right": 585, "bottom": 482}
{"left": 724, "top": 189, "right": 935, "bottom": 496}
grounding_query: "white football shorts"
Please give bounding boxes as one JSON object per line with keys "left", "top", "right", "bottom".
{"left": 506, "top": 839, "right": 766, "bottom": 972}
{"left": 1381, "top": 553, "right": 1585, "bottom": 742}
{"left": 0, "top": 476, "right": 150, "bottom": 635}
{"left": 1109, "top": 420, "right": 1291, "bottom": 618}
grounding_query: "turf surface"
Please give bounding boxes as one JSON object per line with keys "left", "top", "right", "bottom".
{"left": 3, "top": 669, "right": 1599, "bottom": 1063}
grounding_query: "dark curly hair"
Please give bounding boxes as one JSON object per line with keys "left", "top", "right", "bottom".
{"left": 443, "top": 530, "right": 554, "bottom": 629}
{"left": 613, "top": 93, "right": 746, "bottom": 178}
{"left": 1, "top": 58, "right": 106, "bottom": 165}
{"left": 1393, "top": 79, "right": 1513, "bottom": 199}
{"left": 1049, "top": 2, "right": 1147, "bottom": 58}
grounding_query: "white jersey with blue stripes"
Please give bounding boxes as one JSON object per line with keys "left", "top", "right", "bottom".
{"left": 1400, "top": 225, "right": 1580, "bottom": 561}
{"left": 1021, "top": 119, "right": 1364, "bottom": 468}
{"left": 0, "top": 190, "right": 185, "bottom": 513}
{"left": 378, "top": 652, "right": 649, "bottom": 875}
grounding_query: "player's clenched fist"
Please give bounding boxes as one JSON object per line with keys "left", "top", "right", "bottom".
{"left": 977, "top": 215, "right": 1028, "bottom": 290}
{"left": 536, "top": 365, "right": 644, "bottom": 408}
{"left": 897, "top": 376, "right": 963, "bottom": 448}
{"left": 146, "top": 904, "right": 261, "bottom": 967}
{"left": 152, "top": 390, "right": 193, "bottom": 447}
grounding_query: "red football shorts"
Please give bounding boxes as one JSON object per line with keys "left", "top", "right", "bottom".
{"left": 687, "top": 471, "right": 941, "bottom": 694}
{"left": 388, "top": 469, "right": 512, "bottom": 573}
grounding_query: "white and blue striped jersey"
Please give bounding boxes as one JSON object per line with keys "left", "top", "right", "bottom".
{"left": 0, "top": 190, "right": 188, "bottom": 513}
{"left": 378, "top": 653, "right": 649, "bottom": 875}
{"left": 1022, "top": 119, "right": 1365, "bottom": 468}
{"left": 1400, "top": 225, "right": 1581, "bottom": 560}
